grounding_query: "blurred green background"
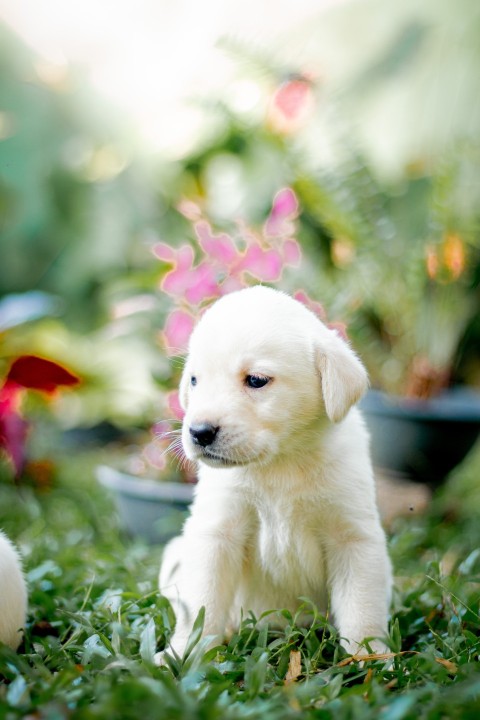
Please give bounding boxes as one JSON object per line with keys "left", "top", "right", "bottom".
{"left": 1, "top": 0, "right": 480, "bottom": 461}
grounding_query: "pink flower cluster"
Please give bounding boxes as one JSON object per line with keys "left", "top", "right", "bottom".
{"left": 151, "top": 187, "right": 345, "bottom": 433}
{"left": 154, "top": 188, "right": 302, "bottom": 356}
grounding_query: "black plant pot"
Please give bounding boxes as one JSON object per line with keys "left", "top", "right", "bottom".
{"left": 360, "top": 387, "right": 480, "bottom": 487}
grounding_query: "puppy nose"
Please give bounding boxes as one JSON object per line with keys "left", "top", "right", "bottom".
{"left": 189, "top": 422, "right": 219, "bottom": 447}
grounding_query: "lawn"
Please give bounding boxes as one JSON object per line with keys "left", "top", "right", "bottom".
{"left": 1, "top": 444, "right": 480, "bottom": 719}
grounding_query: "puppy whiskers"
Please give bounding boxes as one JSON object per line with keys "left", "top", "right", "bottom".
{"left": 168, "top": 437, "right": 195, "bottom": 474}
{"left": 150, "top": 426, "right": 194, "bottom": 473}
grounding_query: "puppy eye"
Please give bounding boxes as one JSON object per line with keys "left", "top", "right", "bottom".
{"left": 191, "top": 376, "right": 197, "bottom": 387}
{"left": 245, "top": 374, "right": 270, "bottom": 389}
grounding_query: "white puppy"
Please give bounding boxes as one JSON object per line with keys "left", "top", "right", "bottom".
{"left": 0, "top": 530, "right": 27, "bottom": 650}
{"left": 158, "top": 286, "right": 392, "bottom": 660}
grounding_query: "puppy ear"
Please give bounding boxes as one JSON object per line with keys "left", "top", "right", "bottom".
{"left": 316, "top": 331, "right": 369, "bottom": 423}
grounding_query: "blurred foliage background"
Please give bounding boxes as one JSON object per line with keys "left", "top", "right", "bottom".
{"left": 1, "top": 0, "right": 480, "bottom": 464}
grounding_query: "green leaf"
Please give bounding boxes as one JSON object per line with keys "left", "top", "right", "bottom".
{"left": 82, "top": 633, "right": 112, "bottom": 663}
{"left": 6, "top": 675, "right": 29, "bottom": 708}
{"left": 182, "top": 606, "right": 206, "bottom": 661}
{"left": 389, "top": 618, "right": 403, "bottom": 654}
{"left": 257, "top": 623, "right": 269, "bottom": 649}
{"left": 244, "top": 650, "right": 269, "bottom": 698}
{"left": 140, "top": 617, "right": 157, "bottom": 664}
{"left": 379, "top": 694, "right": 418, "bottom": 720}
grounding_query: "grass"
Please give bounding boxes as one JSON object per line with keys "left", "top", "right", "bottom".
{"left": 1, "top": 445, "right": 480, "bottom": 719}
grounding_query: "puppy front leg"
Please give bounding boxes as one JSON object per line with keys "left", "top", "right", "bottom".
{"left": 326, "top": 532, "right": 392, "bottom": 656}
{"left": 160, "top": 526, "right": 244, "bottom": 659}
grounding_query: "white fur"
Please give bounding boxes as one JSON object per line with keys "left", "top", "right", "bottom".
{"left": 0, "top": 530, "right": 27, "bottom": 650}
{"left": 158, "top": 286, "right": 392, "bottom": 661}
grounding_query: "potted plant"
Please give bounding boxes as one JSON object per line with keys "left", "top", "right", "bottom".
{"left": 349, "top": 154, "right": 480, "bottom": 487}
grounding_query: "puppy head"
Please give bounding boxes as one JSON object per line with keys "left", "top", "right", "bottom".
{"left": 179, "top": 286, "right": 368, "bottom": 468}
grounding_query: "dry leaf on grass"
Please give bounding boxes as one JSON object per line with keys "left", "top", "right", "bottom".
{"left": 337, "top": 651, "right": 458, "bottom": 675}
{"left": 337, "top": 652, "right": 398, "bottom": 667}
{"left": 285, "top": 650, "right": 302, "bottom": 684}
{"left": 434, "top": 657, "right": 458, "bottom": 674}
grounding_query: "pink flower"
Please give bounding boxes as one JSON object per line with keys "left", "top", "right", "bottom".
{"left": 156, "top": 245, "right": 195, "bottom": 298}
{"left": 195, "top": 221, "right": 239, "bottom": 267}
{"left": 218, "top": 276, "right": 246, "bottom": 295}
{"left": 156, "top": 238, "right": 225, "bottom": 306}
{"left": 328, "top": 321, "right": 349, "bottom": 342}
{"left": 268, "top": 77, "right": 314, "bottom": 134}
{"left": 264, "top": 188, "right": 299, "bottom": 237}
{"left": 281, "top": 238, "right": 302, "bottom": 267}
{"left": 273, "top": 78, "right": 312, "bottom": 121}
{"left": 162, "top": 309, "right": 195, "bottom": 355}
{"left": 184, "top": 262, "right": 221, "bottom": 305}
{"left": 239, "top": 243, "right": 284, "bottom": 283}
{"left": 176, "top": 199, "right": 202, "bottom": 221}
{"left": 166, "top": 391, "right": 185, "bottom": 421}
{"left": 293, "top": 290, "right": 327, "bottom": 321}
{"left": 152, "top": 420, "right": 173, "bottom": 437}
{"left": 152, "top": 242, "right": 177, "bottom": 263}
{"left": 294, "top": 290, "right": 349, "bottom": 340}
{"left": 143, "top": 441, "right": 168, "bottom": 472}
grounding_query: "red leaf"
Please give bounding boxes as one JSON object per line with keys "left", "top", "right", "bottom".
{"left": 6, "top": 355, "right": 80, "bottom": 393}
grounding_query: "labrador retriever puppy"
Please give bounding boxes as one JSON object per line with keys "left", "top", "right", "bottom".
{"left": 0, "top": 530, "right": 27, "bottom": 650}
{"left": 158, "top": 286, "right": 392, "bottom": 660}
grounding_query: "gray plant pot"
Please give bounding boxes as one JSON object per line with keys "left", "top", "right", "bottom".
{"left": 97, "top": 465, "right": 194, "bottom": 544}
{"left": 360, "top": 387, "right": 480, "bottom": 487}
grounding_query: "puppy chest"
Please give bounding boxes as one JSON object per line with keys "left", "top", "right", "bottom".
{"left": 249, "top": 500, "right": 327, "bottom": 588}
